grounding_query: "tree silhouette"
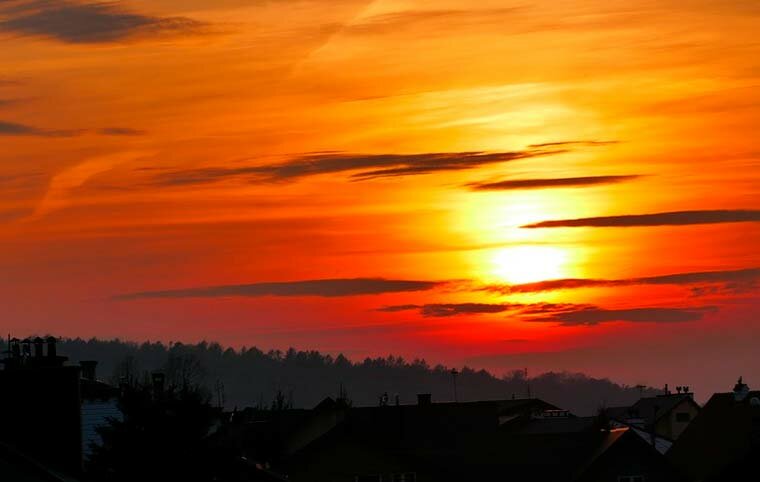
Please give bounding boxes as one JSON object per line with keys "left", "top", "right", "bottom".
{"left": 0, "top": 337, "right": 659, "bottom": 415}
{"left": 87, "top": 382, "right": 218, "bottom": 481}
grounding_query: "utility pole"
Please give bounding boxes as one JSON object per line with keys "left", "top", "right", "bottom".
{"left": 525, "top": 368, "right": 531, "bottom": 399}
{"left": 451, "top": 368, "right": 459, "bottom": 402}
{"left": 215, "top": 379, "right": 225, "bottom": 409}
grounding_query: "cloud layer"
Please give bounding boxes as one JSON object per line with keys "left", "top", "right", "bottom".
{"left": 377, "top": 301, "right": 709, "bottom": 325}
{"left": 0, "top": 120, "right": 79, "bottom": 137}
{"left": 378, "top": 302, "right": 594, "bottom": 318}
{"left": 151, "top": 148, "right": 566, "bottom": 185}
{"left": 486, "top": 267, "right": 760, "bottom": 295}
{"left": 0, "top": 0, "right": 204, "bottom": 44}
{"left": 97, "top": 127, "right": 146, "bottom": 136}
{"left": 115, "top": 278, "right": 445, "bottom": 300}
{"left": 522, "top": 210, "right": 760, "bottom": 228}
{"left": 467, "top": 175, "right": 640, "bottom": 191}
{"left": 526, "top": 306, "right": 714, "bottom": 326}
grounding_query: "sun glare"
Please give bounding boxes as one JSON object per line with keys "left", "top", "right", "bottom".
{"left": 489, "top": 246, "right": 569, "bottom": 284}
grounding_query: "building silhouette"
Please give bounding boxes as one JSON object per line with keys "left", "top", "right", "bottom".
{"left": 0, "top": 336, "right": 120, "bottom": 479}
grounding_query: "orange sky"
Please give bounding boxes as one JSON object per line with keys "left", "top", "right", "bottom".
{"left": 1, "top": 0, "right": 759, "bottom": 397}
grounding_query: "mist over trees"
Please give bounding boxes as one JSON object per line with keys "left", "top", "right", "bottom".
{"left": 0, "top": 337, "right": 658, "bottom": 415}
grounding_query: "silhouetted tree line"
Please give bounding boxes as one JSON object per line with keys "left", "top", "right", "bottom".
{"left": 87, "top": 382, "right": 219, "bottom": 482}
{"left": 0, "top": 337, "right": 658, "bottom": 415}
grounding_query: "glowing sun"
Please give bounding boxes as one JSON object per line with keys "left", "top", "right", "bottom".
{"left": 489, "top": 246, "right": 569, "bottom": 284}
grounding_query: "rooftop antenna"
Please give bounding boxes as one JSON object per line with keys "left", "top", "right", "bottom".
{"left": 635, "top": 384, "right": 645, "bottom": 398}
{"left": 450, "top": 368, "right": 459, "bottom": 402}
{"left": 525, "top": 368, "right": 531, "bottom": 399}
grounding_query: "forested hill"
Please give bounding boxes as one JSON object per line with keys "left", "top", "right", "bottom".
{"left": 0, "top": 337, "right": 658, "bottom": 415}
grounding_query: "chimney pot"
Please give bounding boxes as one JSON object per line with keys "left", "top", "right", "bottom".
{"left": 33, "top": 337, "right": 44, "bottom": 358}
{"left": 80, "top": 360, "right": 97, "bottom": 381}
{"left": 46, "top": 337, "right": 57, "bottom": 358}
{"left": 734, "top": 377, "right": 750, "bottom": 402}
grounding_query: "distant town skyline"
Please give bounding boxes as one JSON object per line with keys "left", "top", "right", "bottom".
{"left": 1, "top": 0, "right": 758, "bottom": 397}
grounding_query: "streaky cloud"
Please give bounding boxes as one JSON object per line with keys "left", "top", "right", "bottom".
{"left": 420, "top": 303, "right": 515, "bottom": 317}
{"left": 0, "top": 98, "right": 22, "bottom": 108}
{"left": 467, "top": 175, "right": 640, "bottom": 191}
{"left": 346, "top": 8, "right": 524, "bottom": 36}
{"left": 378, "top": 302, "right": 591, "bottom": 318}
{"left": 115, "top": 278, "right": 445, "bottom": 300}
{"left": 0, "top": 0, "right": 205, "bottom": 44}
{"left": 377, "top": 300, "right": 714, "bottom": 326}
{"left": 522, "top": 209, "right": 760, "bottom": 228}
{"left": 528, "top": 140, "right": 619, "bottom": 148}
{"left": 98, "top": 127, "right": 146, "bottom": 136}
{"left": 0, "top": 119, "right": 80, "bottom": 137}
{"left": 150, "top": 148, "right": 566, "bottom": 185}
{"left": 0, "top": 208, "right": 29, "bottom": 223}
{"left": 376, "top": 304, "right": 422, "bottom": 313}
{"left": 486, "top": 267, "right": 760, "bottom": 294}
{"left": 527, "top": 306, "right": 715, "bottom": 326}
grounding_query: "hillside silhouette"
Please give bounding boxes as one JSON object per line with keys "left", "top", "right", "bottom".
{"left": 0, "top": 337, "right": 658, "bottom": 415}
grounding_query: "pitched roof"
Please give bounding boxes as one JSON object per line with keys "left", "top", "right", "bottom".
{"left": 285, "top": 398, "right": 681, "bottom": 482}
{"left": 629, "top": 394, "right": 698, "bottom": 426}
{"left": 667, "top": 390, "right": 760, "bottom": 480}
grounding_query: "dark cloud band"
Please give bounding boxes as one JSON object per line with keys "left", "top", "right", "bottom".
{"left": 486, "top": 267, "right": 760, "bottom": 295}
{"left": 115, "top": 278, "right": 445, "bottom": 300}
{"left": 467, "top": 175, "right": 640, "bottom": 191}
{"left": 98, "top": 127, "right": 146, "bottom": 136}
{"left": 378, "top": 302, "right": 591, "bottom": 318}
{"left": 0, "top": 120, "right": 80, "bottom": 137}
{"left": 150, "top": 148, "right": 567, "bottom": 185}
{"left": 526, "top": 306, "right": 715, "bottom": 326}
{"left": 522, "top": 209, "right": 760, "bottom": 228}
{"left": 377, "top": 301, "right": 709, "bottom": 325}
{"left": 0, "top": 1, "right": 204, "bottom": 44}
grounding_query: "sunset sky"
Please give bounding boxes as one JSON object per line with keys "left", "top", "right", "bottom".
{"left": 1, "top": 0, "right": 759, "bottom": 398}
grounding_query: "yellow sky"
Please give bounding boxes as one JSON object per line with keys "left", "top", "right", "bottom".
{"left": 0, "top": 0, "right": 758, "bottom": 393}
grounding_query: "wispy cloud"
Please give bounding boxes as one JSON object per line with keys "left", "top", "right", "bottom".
{"left": 467, "top": 175, "right": 640, "bottom": 191}
{"left": 0, "top": 208, "right": 29, "bottom": 223}
{"left": 97, "top": 127, "right": 146, "bottom": 136}
{"left": 378, "top": 303, "right": 514, "bottom": 317}
{"left": 345, "top": 8, "right": 523, "bottom": 35}
{"left": 0, "top": 120, "right": 80, "bottom": 137}
{"left": 151, "top": 148, "right": 565, "bottom": 185}
{"left": 377, "top": 300, "right": 714, "bottom": 325}
{"left": 0, "top": 0, "right": 205, "bottom": 44}
{"left": 0, "top": 98, "right": 22, "bottom": 108}
{"left": 377, "top": 302, "right": 591, "bottom": 318}
{"left": 528, "top": 140, "right": 619, "bottom": 148}
{"left": 526, "top": 306, "right": 715, "bottom": 326}
{"left": 115, "top": 278, "right": 446, "bottom": 300}
{"left": 522, "top": 210, "right": 760, "bottom": 228}
{"left": 485, "top": 267, "right": 760, "bottom": 295}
